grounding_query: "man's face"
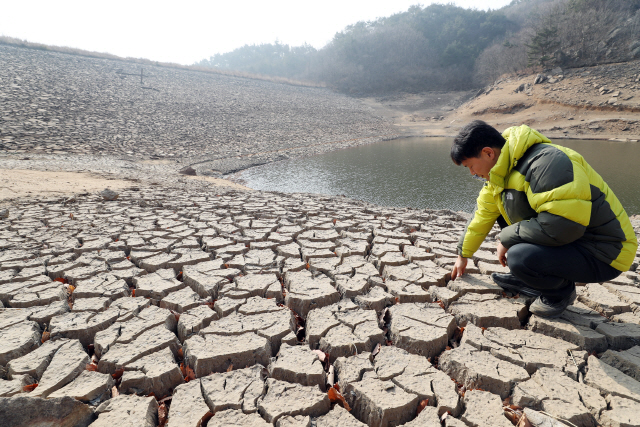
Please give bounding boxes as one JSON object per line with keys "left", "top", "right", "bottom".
{"left": 460, "top": 147, "right": 500, "bottom": 180}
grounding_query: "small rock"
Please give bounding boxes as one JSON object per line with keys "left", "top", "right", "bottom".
{"left": 100, "top": 188, "right": 119, "bottom": 201}
{"left": 534, "top": 74, "right": 547, "bottom": 84}
{"left": 0, "top": 395, "right": 93, "bottom": 427}
{"left": 179, "top": 166, "right": 197, "bottom": 176}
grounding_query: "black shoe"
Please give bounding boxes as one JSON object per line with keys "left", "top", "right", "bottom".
{"left": 529, "top": 287, "right": 577, "bottom": 318}
{"left": 491, "top": 272, "right": 542, "bottom": 297}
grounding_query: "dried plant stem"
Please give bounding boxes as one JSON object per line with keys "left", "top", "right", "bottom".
{"left": 567, "top": 349, "right": 579, "bottom": 369}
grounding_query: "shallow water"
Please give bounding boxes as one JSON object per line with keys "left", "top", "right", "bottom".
{"left": 237, "top": 137, "right": 640, "bottom": 215}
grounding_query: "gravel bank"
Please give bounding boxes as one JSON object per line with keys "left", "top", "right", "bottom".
{"left": 0, "top": 45, "right": 397, "bottom": 175}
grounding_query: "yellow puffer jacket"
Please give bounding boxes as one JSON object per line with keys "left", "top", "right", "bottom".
{"left": 457, "top": 125, "right": 637, "bottom": 272}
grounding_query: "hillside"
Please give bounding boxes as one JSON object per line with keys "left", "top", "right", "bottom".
{"left": 0, "top": 45, "right": 395, "bottom": 175}
{"left": 367, "top": 60, "right": 640, "bottom": 141}
{"left": 199, "top": 0, "right": 640, "bottom": 95}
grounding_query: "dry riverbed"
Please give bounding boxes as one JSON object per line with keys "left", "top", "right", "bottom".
{"left": 0, "top": 186, "right": 639, "bottom": 426}
{"left": 2, "top": 44, "right": 640, "bottom": 427}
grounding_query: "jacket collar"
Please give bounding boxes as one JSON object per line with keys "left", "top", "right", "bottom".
{"left": 488, "top": 124, "right": 552, "bottom": 191}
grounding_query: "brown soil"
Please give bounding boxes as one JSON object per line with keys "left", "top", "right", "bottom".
{"left": 0, "top": 169, "right": 135, "bottom": 201}
{"left": 366, "top": 61, "right": 640, "bottom": 141}
{"left": 0, "top": 168, "right": 248, "bottom": 202}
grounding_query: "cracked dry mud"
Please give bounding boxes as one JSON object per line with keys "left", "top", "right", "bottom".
{"left": 0, "top": 187, "right": 639, "bottom": 427}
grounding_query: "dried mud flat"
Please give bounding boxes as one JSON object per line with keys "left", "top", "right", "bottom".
{"left": 3, "top": 43, "right": 640, "bottom": 427}
{"left": 0, "top": 186, "right": 639, "bottom": 427}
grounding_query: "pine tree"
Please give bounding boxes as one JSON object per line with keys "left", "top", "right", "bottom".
{"left": 525, "top": 25, "right": 560, "bottom": 68}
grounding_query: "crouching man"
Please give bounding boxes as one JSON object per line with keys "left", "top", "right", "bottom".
{"left": 450, "top": 120, "right": 637, "bottom": 318}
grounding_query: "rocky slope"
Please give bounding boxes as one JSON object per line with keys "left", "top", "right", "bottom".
{"left": 370, "top": 60, "right": 640, "bottom": 141}
{"left": 0, "top": 45, "right": 396, "bottom": 175}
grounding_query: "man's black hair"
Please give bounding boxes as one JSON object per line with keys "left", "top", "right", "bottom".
{"left": 450, "top": 120, "right": 506, "bottom": 165}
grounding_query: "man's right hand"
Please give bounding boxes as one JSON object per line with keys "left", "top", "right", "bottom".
{"left": 451, "top": 255, "right": 468, "bottom": 280}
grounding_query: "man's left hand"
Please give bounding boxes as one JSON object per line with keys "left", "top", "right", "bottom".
{"left": 497, "top": 241, "right": 508, "bottom": 267}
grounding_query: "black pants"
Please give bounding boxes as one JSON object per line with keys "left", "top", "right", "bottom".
{"left": 507, "top": 242, "right": 622, "bottom": 297}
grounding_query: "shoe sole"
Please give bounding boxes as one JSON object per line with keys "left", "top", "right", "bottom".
{"left": 491, "top": 275, "right": 542, "bottom": 297}
{"left": 529, "top": 291, "right": 577, "bottom": 319}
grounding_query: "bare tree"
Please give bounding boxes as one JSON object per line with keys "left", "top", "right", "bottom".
{"left": 474, "top": 31, "right": 531, "bottom": 84}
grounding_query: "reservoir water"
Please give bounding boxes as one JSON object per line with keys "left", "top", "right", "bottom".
{"left": 237, "top": 137, "right": 640, "bottom": 215}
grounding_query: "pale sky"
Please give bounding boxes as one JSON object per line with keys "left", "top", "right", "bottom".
{"left": 1, "top": 0, "right": 514, "bottom": 65}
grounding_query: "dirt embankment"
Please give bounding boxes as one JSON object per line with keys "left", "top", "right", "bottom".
{"left": 0, "top": 44, "right": 397, "bottom": 176}
{"left": 367, "top": 60, "right": 640, "bottom": 140}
